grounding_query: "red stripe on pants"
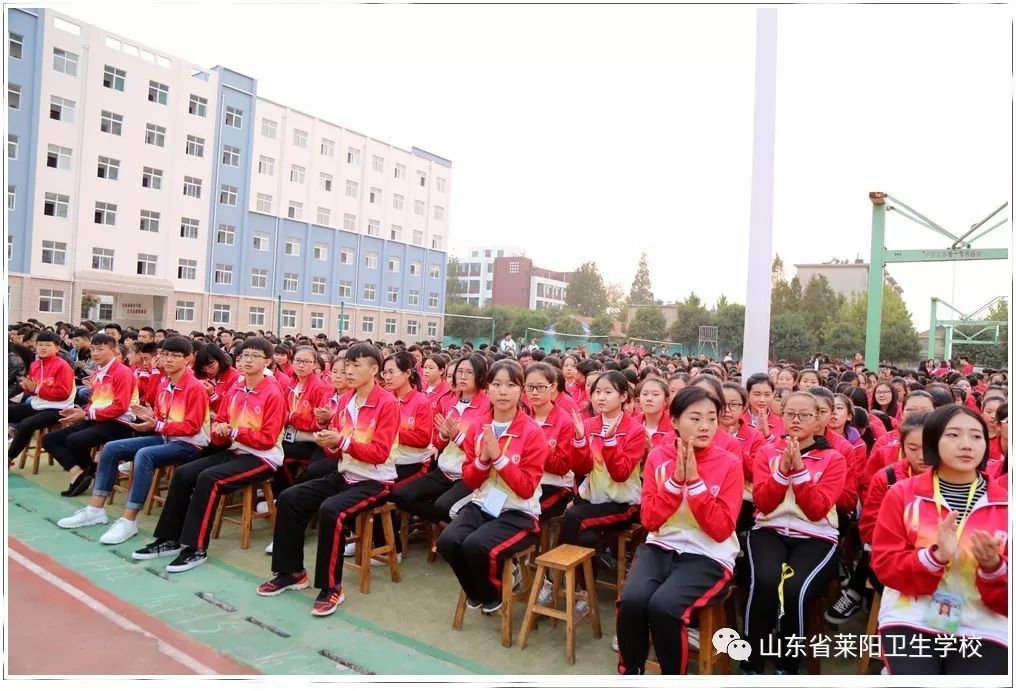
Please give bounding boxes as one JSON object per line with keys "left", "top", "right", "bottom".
{"left": 195, "top": 463, "right": 274, "bottom": 549}
{"left": 578, "top": 504, "right": 639, "bottom": 533}
{"left": 675, "top": 572, "right": 731, "bottom": 674}
{"left": 540, "top": 486, "right": 571, "bottom": 510}
{"left": 326, "top": 488, "right": 390, "bottom": 589}
{"left": 393, "top": 462, "right": 429, "bottom": 490}
{"left": 487, "top": 520, "right": 537, "bottom": 590}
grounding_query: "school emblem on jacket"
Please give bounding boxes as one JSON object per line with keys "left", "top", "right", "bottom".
{"left": 548, "top": 439, "right": 557, "bottom": 448}
{"left": 710, "top": 485, "right": 720, "bottom": 496}
{"left": 254, "top": 406, "right": 262, "bottom": 415}
{"left": 511, "top": 454, "right": 521, "bottom": 463}
{"left": 407, "top": 416, "right": 415, "bottom": 425}
{"left": 815, "top": 471, "right": 823, "bottom": 480}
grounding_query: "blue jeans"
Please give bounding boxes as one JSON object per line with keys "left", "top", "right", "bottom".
{"left": 94, "top": 436, "right": 202, "bottom": 510}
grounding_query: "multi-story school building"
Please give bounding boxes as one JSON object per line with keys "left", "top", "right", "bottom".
{"left": 7, "top": 8, "right": 450, "bottom": 341}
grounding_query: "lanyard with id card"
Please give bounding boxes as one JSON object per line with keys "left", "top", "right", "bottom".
{"left": 479, "top": 431, "right": 514, "bottom": 517}
{"left": 926, "top": 472, "right": 978, "bottom": 635}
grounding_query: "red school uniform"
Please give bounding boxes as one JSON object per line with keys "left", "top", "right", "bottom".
{"left": 286, "top": 374, "right": 334, "bottom": 433}
{"left": 858, "top": 458, "right": 916, "bottom": 546}
{"left": 85, "top": 359, "right": 138, "bottom": 424}
{"left": 636, "top": 412, "right": 675, "bottom": 451}
{"left": 462, "top": 410, "right": 548, "bottom": 517}
{"left": 26, "top": 354, "right": 75, "bottom": 409}
{"left": 572, "top": 412, "right": 646, "bottom": 506}
{"left": 390, "top": 388, "right": 435, "bottom": 468}
{"left": 210, "top": 377, "right": 287, "bottom": 467}
{"left": 152, "top": 369, "right": 211, "bottom": 448}
{"left": 425, "top": 379, "right": 452, "bottom": 411}
{"left": 322, "top": 385, "right": 401, "bottom": 483}
{"left": 533, "top": 403, "right": 582, "bottom": 488}
{"left": 433, "top": 391, "right": 491, "bottom": 480}
{"left": 206, "top": 366, "right": 241, "bottom": 415}
{"left": 740, "top": 410, "right": 785, "bottom": 443}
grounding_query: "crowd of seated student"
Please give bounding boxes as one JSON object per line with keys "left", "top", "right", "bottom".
{"left": 7, "top": 321, "right": 1008, "bottom": 675}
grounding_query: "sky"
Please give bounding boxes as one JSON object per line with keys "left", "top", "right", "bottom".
{"left": 39, "top": 2, "right": 1012, "bottom": 332}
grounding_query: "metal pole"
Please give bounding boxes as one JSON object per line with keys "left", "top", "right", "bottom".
{"left": 865, "top": 194, "right": 887, "bottom": 369}
{"left": 928, "top": 298, "right": 938, "bottom": 360}
{"left": 951, "top": 202, "right": 1008, "bottom": 248}
{"left": 276, "top": 295, "right": 282, "bottom": 333}
{"left": 944, "top": 326, "right": 953, "bottom": 361}
{"left": 338, "top": 301, "right": 345, "bottom": 337}
{"left": 490, "top": 318, "right": 496, "bottom": 349}
{"left": 741, "top": 8, "right": 778, "bottom": 378}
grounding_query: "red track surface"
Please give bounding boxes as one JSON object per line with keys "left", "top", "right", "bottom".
{"left": 7, "top": 539, "right": 257, "bottom": 676}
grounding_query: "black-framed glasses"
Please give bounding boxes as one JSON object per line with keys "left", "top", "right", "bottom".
{"left": 783, "top": 412, "right": 815, "bottom": 422}
{"left": 525, "top": 384, "right": 551, "bottom": 394}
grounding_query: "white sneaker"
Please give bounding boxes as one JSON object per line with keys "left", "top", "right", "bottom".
{"left": 370, "top": 552, "right": 403, "bottom": 566}
{"left": 117, "top": 461, "right": 132, "bottom": 474}
{"left": 687, "top": 627, "right": 700, "bottom": 651}
{"left": 256, "top": 501, "right": 269, "bottom": 514}
{"left": 57, "top": 506, "right": 109, "bottom": 529}
{"left": 343, "top": 542, "right": 357, "bottom": 558}
{"left": 612, "top": 634, "right": 619, "bottom": 652}
{"left": 536, "top": 579, "right": 554, "bottom": 606}
{"left": 573, "top": 593, "right": 590, "bottom": 619}
{"left": 264, "top": 541, "right": 273, "bottom": 555}
{"left": 99, "top": 517, "right": 138, "bottom": 544}
{"left": 512, "top": 562, "right": 522, "bottom": 593}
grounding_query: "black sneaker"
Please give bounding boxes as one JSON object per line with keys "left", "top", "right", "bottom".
{"left": 838, "top": 561, "right": 851, "bottom": 588}
{"left": 61, "top": 472, "right": 94, "bottom": 497}
{"left": 166, "top": 547, "right": 208, "bottom": 573}
{"left": 466, "top": 596, "right": 484, "bottom": 609}
{"left": 598, "top": 548, "right": 618, "bottom": 573}
{"left": 824, "top": 588, "right": 863, "bottom": 624}
{"left": 480, "top": 599, "right": 503, "bottom": 614}
{"left": 131, "top": 539, "right": 182, "bottom": 561}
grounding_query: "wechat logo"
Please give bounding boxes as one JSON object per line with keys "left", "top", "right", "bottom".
{"left": 712, "top": 627, "right": 752, "bottom": 661}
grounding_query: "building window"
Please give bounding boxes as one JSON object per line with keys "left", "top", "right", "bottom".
{"left": 179, "top": 135, "right": 202, "bottom": 158}
{"left": 434, "top": 206, "right": 445, "bottom": 221}
{"left": 53, "top": 48, "right": 79, "bottom": 75}
{"left": 7, "top": 83, "right": 20, "bottom": 110}
{"left": 139, "top": 209, "right": 160, "bottom": 233}
{"left": 142, "top": 166, "right": 163, "bottom": 190}
{"left": 387, "top": 287, "right": 399, "bottom": 304}
{"left": 144, "top": 123, "right": 166, "bottom": 147}
{"left": 222, "top": 145, "right": 240, "bottom": 167}
{"left": 175, "top": 300, "right": 195, "bottom": 321}
{"left": 148, "top": 80, "right": 169, "bottom": 105}
{"left": 365, "top": 252, "right": 378, "bottom": 269}
{"left": 261, "top": 118, "right": 277, "bottom": 138}
{"left": 338, "top": 313, "right": 350, "bottom": 334}
{"left": 92, "top": 247, "right": 114, "bottom": 271}
{"left": 363, "top": 283, "right": 376, "bottom": 301}
{"left": 258, "top": 156, "right": 275, "bottom": 175}
{"left": 253, "top": 233, "right": 269, "bottom": 251}
{"left": 367, "top": 219, "right": 380, "bottom": 237}
{"left": 320, "top": 173, "right": 332, "bottom": 191}
{"left": 100, "top": 110, "right": 123, "bottom": 135}
{"left": 385, "top": 318, "right": 397, "bottom": 335}
{"left": 212, "top": 304, "right": 231, "bottom": 324}
{"left": 428, "top": 292, "right": 439, "bottom": 309}
{"left": 41, "top": 240, "right": 67, "bottom": 265}
{"left": 338, "top": 280, "right": 353, "bottom": 298}
{"left": 39, "top": 289, "right": 65, "bottom": 314}
{"left": 281, "top": 309, "right": 296, "bottom": 329}
{"left": 340, "top": 247, "right": 354, "bottom": 265}
{"left": 372, "top": 155, "right": 384, "bottom": 173}
{"left": 395, "top": 163, "right": 406, "bottom": 180}
{"left": 430, "top": 264, "right": 441, "bottom": 279}
{"left": 180, "top": 217, "right": 199, "bottom": 239}
{"left": 313, "top": 243, "right": 328, "bottom": 261}
{"left": 407, "top": 320, "right": 419, "bottom": 336}
{"left": 414, "top": 229, "right": 425, "bottom": 246}
{"left": 50, "top": 96, "right": 75, "bottom": 123}
{"left": 188, "top": 94, "right": 207, "bottom": 117}
{"left": 485, "top": 250, "right": 492, "bottom": 258}
{"left": 393, "top": 194, "right": 404, "bottom": 211}
{"left": 8, "top": 32, "right": 23, "bottom": 59}
{"left": 342, "top": 213, "right": 356, "bottom": 231}
{"left": 427, "top": 321, "right": 438, "bottom": 338}
{"left": 345, "top": 180, "right": 358, "bottom": 198}
{"left": 287, "top": 201, "right": 303, "bottom": 220}
{"left": 250, "top": 268, "right": 268, "bottom": 288}
{"left": 43, "top": 193, "right": 69, "bottom": 218}
{"left": 284, "top": 237, "right": 301, "bottom": 256}
{"left": 409, "top": 261, "right": 421, "bottom": 276}
{"left": 413, "top": 200, "right": 425, "bottom": 216}
{"left": 310, "top": 312, "right": 324, "bottom": 330}
{"left": 97, "top": 156, "right": 119, "bottom": 180}
{"left": 182, "top": 176, "right": 202, "bottom": 198}
{"left": 388, "top": 257, "right": 400, "bottom": 273}
{"left": 361, "top": 316, "right": 375, "bottom": 334}
{"left": 255, "top": 193, "right": 272, "bottom": 213}
{"left": 136, "top": 253, "right": 158, "bottom": 275}
{"left": 219, "top": 184, "right": 238, "bottom": 206}
{"left": 102, "top": 65, "right": 126, "bottom": 91}
{"left": 417, "top": 171, "right": 427, "bottom": 187}
{"left": 46, "top": 144, "right": 72, "bottom": 170}
{"left": 290, "top": 165, "right": 305, "bottom": 184}
{"left": 408, "top": 290, "right": 420, "bottom": 306}
{"left": 432, "top": 234, "right": 443, "bottom": 250}
{"left": 320, "top": 138, "right": 335, "bottom": 157}
{"left": 216, "top": 224, "right": 235, "bottom": 245}
{"left": 249, "top": 307, "right": 266, "bottom": 326}
{"left": 347, "top": 147, "right": 360, "bottom": 165}
{"left": 214, "top": 263, "right": 233, "bottom": 284}
{"left": 316, "top": 207, "right": 330, "bottom": 226}
{"left": 94, "top": 201, "right": 117, "bottom": 225}
{"left": 390, "top": 225, "right": 403, "bottom": 242}
{"left": 436, "top": 177, "right": 447, "bottom": 192}
{"left": 224, "top": 105, "right": 243, "bottom": 128}
{"left": 369, "top": 187, "right": 381, "bottom": 204}
{"left": 8, "top": 134, "right": 17, "bottom": 159}
{"left": 292, "top": 129, "right": 308, "bottom": 148}
{"left": 311, "top": 276, "right": 326, "bottom": 296}
{"left": 6, "top": 186, "right": 13, "bottom": 211}
{"left": 486, "top": 280, "right": 493, "bottom": 290}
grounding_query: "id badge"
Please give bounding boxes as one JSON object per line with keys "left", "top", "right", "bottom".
{"left": 283, "top": 425, "right": 297, "bottom": 443}
{"left": 481, "top": 487, "right": 508, "bottom": 517}
{"left": 928, "top": 590, "right": 963, "bottom": 635}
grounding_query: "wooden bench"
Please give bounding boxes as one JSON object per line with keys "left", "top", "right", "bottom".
{"left": 212, "top": 481, "right": 276, "bottom": 549}
{"left": 453, "top": 544, "right": 537, "bottom": 648}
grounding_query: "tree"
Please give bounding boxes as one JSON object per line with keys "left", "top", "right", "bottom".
{"left": 770, "top": 312, "right": 818, "bottom": 363}
{"left": 565, "top": 262, "right": 609, "bottom": 317}
{"left": 816, "top": 285, "right": 921, "bottom": 363}
{"left": 713, "top": 297, "right": 746, "bottom": 358}
{"left": 800, "top": 275, "right": 842, "bottom": 332}
{"left": 771, "top": 254, "right": 803, "bottom": 316}
{"left": 554, "top": 314, "right": 583, "bottom": 336}
{"left": 604, "top": 282, "right": 628, "bottom": 323}
{"left": 444, "top": 303, "right": 486, "bottom": 341}
{"left": 668, "top": 292, "right": 713, "bottom": 348}
{"left": 628, "top": 306, "right": 667, "bottom": 342}
{"left": 879, "top": 287, "right": 921, "bottom": 363}
{"left": 628, "top": 252, "right": 654, "bottom": 304}
{"left": 445, "top": 258, "right": 465, "bottom": 305}
{"left": 591, "top": 313, "right": 616, "bottom": 337}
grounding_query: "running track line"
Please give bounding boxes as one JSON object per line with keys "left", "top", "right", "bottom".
{"left": 9, "top": 547, "right": 218, "bottom": 675}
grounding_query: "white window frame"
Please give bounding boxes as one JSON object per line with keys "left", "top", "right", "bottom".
{"left": 261, "top": 118, "right": 277, "bottom": 138}
{"left": 53, "top": 47, "right": 79, "bottom": 76}
{"left": 39, "top": 289, "right": 65, "bottom": 314}
{"left": 41, "top": 240, "right": 67, "bottom": 265}
{"left": 281, "top": 309, "right": 297, "bottom": 329}
{"left": 97, "top": 156, "right": 119, "bottom": 180}
{"left": 393, "top": 194, "right": 404, "bottom": 211}
{"left": 100, "top": 110, "right": 123, "bottom": 135}
{"left": 345, "top": 180, "right": 358, "bottom": 198}
{"left": 102, "top": 65, "right": 126, "bottom": 91}
{"left": 252, "top": 232, "right": 269, "bottom": 251}
{"left": 144, "top": 122, "right": 166, "bottom": 147}
{"left": 219, "top": 184, "right": 238, "bottom": 206}
{"left": 256, "top": 193, "right": 272, "bottom": 213}
{"left": 428, "top": 293, "right": 439, "bottom": 309}
{"left": 137, "top": 252, "right": 158, "bottom": 276}
{"left": 365, "top": 252, "right": 378, "bottom": 269}
{"left": 8, "top": 134, "right": 18, "bottom": 160}
{"left": 316, "top": 207, "right": 330, "bottom": 226}
{"left": 342, "top": 213, "right": 356, "bottom": 231}
{"left": 290, "top": 164, "right": 306, "bottom": 184}
{"left": 50, "top": 96, "right": 76, "bottom": 123}
{"left": 43, "top": 193, "right": 69, "bottom": 218}
{"left": 320, "top": 138, "right": 335, "bottom": 157}
{"left": 94, "top": 201, "right": 117, "bottom": 226}
{"left": 347, "top": 147, "right": 361, "bottom": 165}
{"left": 91, "top": 247, "right": 114, "bottom": 271}
{"left": 142, "top": 166, "right": 163, "bottom": 190}
{"left": 385, "top": 318, "right": 398, "bottom": 335}
{"left": 46, "top": 144, "right": 72, "bottom": 170}
{"left": 313, "top": 243, "right": 328, "bottom": 261}
{"left": 222, "top": 145, "right": 240, "bottom": 167}
{"left": 185, "top": 135, "right": 205, "bottom": 157}
{"left": 258, "top": 156, "right": 275, "bottom": 176}
{"left": 310, "top": 312, "right": 325, "bottom": 330}
{"left": 183, "top": 176, "right": 202, "bottom": 198}
{"left": 321, "top": 173, "right": 333, "bottom": 191}
{"left": 212, "top": 304, "right": 231, "bottom": 325}
{"left": 250, "top": 268, "right": 268, "bottom": 288}
{"left": 139, "top": 209, "right": 160, "bottom": 233}
{"left": 284, "top": 237, "right": 301, "bottom": 256}
{"left": 293, "top": 129, "right": 308, "bottom": 148}
{"left": 363, "top": 283, "right": 376, "bottom": 301}
{"left": 372, "top": 155, "right": 384, "bottom": 173}
{"left": 287, "top": 201, "right": 303, "bottom": 220}
{"left": 409, "top": 261, "right": 421, "bottom": 276}
{"left": 148, "top": 80, "right": 169, "bottom": 105}
{"left": 224, "top": 105, "right": 243, "bottom": 128}
{"left": 216, "top": 223, "right": 235, "bottom": 245}
{"left": 249, "top": 307, "right": 266, "bottom": 326}
{"left": 361, "top": 316, "right": 375, "bottom": 333}
{"left": 338, "top": 280, "right": 353, "bottom": 298}
{"left": 188, "top": 94, "right": 207, "bottom": 117}
{"left": 8, "top": 83, "right": 20, "bottom": 110}
{"left": 408, "top": 290, "right": 420, "bottom": 306}
{"left": 214, "top": 263, "right": 233, "bottom": 285}
{"left": 386, "top": 286, "right": 399, "bottom": 304}
{"left": 414, "top": 230, "right": 425, "bottom": 246}
{"left": 340, "top": 247, "right": 354, "bottom": 265}
{"left": 369, "top": 187, "right": 381, "bottom": 204}
{"left": 175, "top": 300, "right": 196, "bottom": 322}
{"left": 388, "top": 257, "right": 400, "bottom": 273}
{"left": 311, "top": 276, "right": 326, "bottom": 296}
{"left": 180, "top": 217, "right": 200, "bottom": 239}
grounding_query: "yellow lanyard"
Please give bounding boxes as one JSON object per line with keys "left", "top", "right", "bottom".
{"left": 777, "top": 563, "right": 795, "bottom": 620}
{"left": 932, "top": 472, "right": 979, "bottom": 541}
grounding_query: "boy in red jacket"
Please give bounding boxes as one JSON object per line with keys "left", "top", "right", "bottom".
{"left": 42, "top": 333, "right": 137, "bottom": 497}
{"left": 7, "top": 331, "right": 75, "bottom": 461}
{"left": 56, "top": 336, "right": 210, "bottom": 545}
{"left": 131, "top": 337, "right": 284, "bottom": 572}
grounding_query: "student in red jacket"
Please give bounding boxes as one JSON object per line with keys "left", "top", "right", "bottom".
{"left": 194, "top": 344, "right": 240, "bottom": 416}
{"left": 742, "top": 391, "right": 847, "bottom": 674}
{"left": 391, "top": 354, "right": 491, "bottom": 529}
{"left": 718, "top": 381, "right": 765, "bottom": 533}
{"left": 617, "top": 387, "right": 743, "bottom": 675}
{"left": 871, "top": 405, "right": 1008, "bottom": 674}
{"left": 132, "top": 337, "right": 285, "bottom": 573}
{"left": 981, "top": 395, "right": 1005, "bottom": 463}
{"left": 741, "top": 373, "right": 785, "bottom": 442}
{"left": 562, "top": 354, "right": 589, "bottom": 408}
{"left": 986, "top": 403, "right": 1007, "bottom": 480}
{"left": 437, "top": 360, "right": 548, "bottom": 612}
{"left": 871, "top": 380, "right": 901, "bottom": 424}
{"left": 43, "top": 333, "right": 137, "bottom": 497}
{"left": 635, "top": 377, "right": 674, "bottom": 453}
{"left": 56, "top": 336, "right": 210, "bottom": 545}
{"left": 422, "top": 353, "right": 452, "bottom": 410}
{"left": 809, "top": 387, "right": 861, "bottom": 515}
{"left": 257, "top": 343, "right": 400, "bottom": 616}
{"left": 7, "top": 331, "right": 76, "bottom": 461}
{"left": 861, "top": 390, "right": 937, "bottom": 501}
{"left": 276, "top": 346, "right": 333, "bottom": 493}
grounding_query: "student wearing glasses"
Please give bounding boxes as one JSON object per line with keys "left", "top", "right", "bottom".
{"left": 132, "top": 338, "right": 286, "bottom": 572}
{"left": 276, "top": 346, "right": 333, "bottom": 494}
{"left": 718, "top": 382, "right": 765, "bottom": 531}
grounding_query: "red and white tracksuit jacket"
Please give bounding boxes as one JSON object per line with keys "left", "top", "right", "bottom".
{"left": 859, "top": 460, "right": 920, "bottom": 546}
{"left": 729, "top": 423, "right": 765, "bottom": 501}
{"left": 210, "top": 377, "right": 286, "bottom": 467}
{"left": 573, "top": 412, "right": 646, "bottom": 505}
{"left": 462, "top": 410, "right": 548, "bottom": 518}
{"left": 871, "top": 471, "right": 1008, "bottom": 646}
{"left": 641, "top": 443, "right": 744, "bottom": 572}
{"left": 825, "top": 428, "right": 861, "bottom": 513}
{"left": 433, "top": 392, "right": 491, "bottom": 480}
{"left": 85, "top": 360, "right": 138, "bottom": 424}
{"left": 26, "top": 355, "right": 75, "bottom": 410}
{"left": 206, "top": 366, "right": 241, "bottom": 415}
{"left": 286, "top": 374, "right": 333, "bottom": 434}
{"left": 424, "top": 380, "right": 452, "bottom": 411}
{"left": 390, "top": 388, "right": 434, "bottom": 467}
{"left": 740, "top": 409, "right": 785, "bottom": 442}
{"left": 751, "top": 438, "right": 847, "bottom": 543}
{"left": 635, "top": 412, "right": 675, "bottom": 451}
{"left": 534, "top": 403, "right": 581, "bottom": 489}
{"left": 134, "top": 366, "right": 161, "bottom": 407}
{"left": 152, "top": 369, "right": 211, "bottom": 448}
{"left": 323, "top": 385, "right": 400, "bottom": 483}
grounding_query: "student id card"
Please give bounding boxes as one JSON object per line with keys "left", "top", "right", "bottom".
{"left": 283, "top": 425, "right": 297, "bottom": 443}
{"left": 480, "top": 487, "right": 508, "bottom": 517}
{"left": 928, "top": 590, "right": 963, "bottom": 635}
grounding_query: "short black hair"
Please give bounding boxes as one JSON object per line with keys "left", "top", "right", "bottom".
{"left": 161, "top": 336, "right": 193, "bottom": 356}
{"left": 346, "top": 342, "right": 383, "bottom": 369}
{"left": 921, "top": 404, "right": 990, "bottom": 471}
{"left": 240, "top": 337, "right": 274, "bottom": 359}
{"left": 90, "top": 333, "right": 117, "bottom": 348}
{"left": 36, "top": 330, "right": 62, "bottom": 346}
{"left": 71, "top": 327, "right": 91, "bottom": 339}
{"left": 104, "top": 323, "right": 123, "bottom": 333}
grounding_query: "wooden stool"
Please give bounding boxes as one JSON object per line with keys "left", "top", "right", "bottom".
{"left": 397, "top": 510, "right": 433, "bottom": 561}
{"left": 212, "top": 481, "right": 276, "bottom": 549}
{"left": 454, "top": 544, "right": 537, "bottom": 648}
{"left": 857, "top": 583, "right": 882, "bottom": 675}
{"left": 144, "top": 465, "right": 175, "bottom": 515}
{"left": 345, "top": 502, "right": 401, "bottom": 594}
{"left": 17, "top": 426, "right": 55, "bottom": 475}
{"left": 107, "top": 460, "right": 133, "bottom": 507}
{"left": 427, "top": 521, "right": 446, "bottom": 563}
{"left": 644, "top": 590, "right": 733, "bottom": 675}
{"left": 595, "top": 524, "right": 645, "bottom": 595}
{"left": 518, "top": 544, "right": 601, "bottom": 664}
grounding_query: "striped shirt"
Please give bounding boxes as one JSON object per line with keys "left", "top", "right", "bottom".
{"left": 938, "top": 476, "right": 987, "bottom": 520}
